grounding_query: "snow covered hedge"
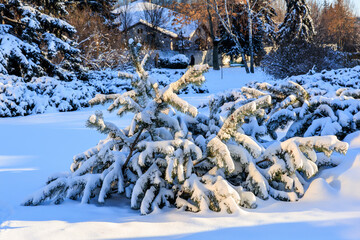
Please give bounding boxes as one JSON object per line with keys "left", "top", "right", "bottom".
{"left": 279, "top": 65, "right": 360, "bottom": 97}
{"left": 159, "top": 54, "right": 189, "bottom": 69}
{"left": 24, "top": 41, "right": 349, "bottom": 214}
{"left": 0, "top": 72, "right": 130, "bottom": 117}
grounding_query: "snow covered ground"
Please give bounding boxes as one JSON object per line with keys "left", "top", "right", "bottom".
{"left": 1, "top": 67, "right": 360, "bottom": 240}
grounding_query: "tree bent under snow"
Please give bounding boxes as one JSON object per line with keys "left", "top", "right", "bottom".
{"left": 24, "top": 40, "right": 348, "bottom": 214}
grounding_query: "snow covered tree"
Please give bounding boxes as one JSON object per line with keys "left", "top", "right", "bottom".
{"left": 23, "top": 40, "right": 226, "bottom": 214}
{"left": 203, "top": 81, "right": 349, "bottom": 201}
{"left": 210, "top": 80, "right": 360, "bottom": 142}
{"left": 247, "top": 81, "right": 360, "bottom": 141}
{"left": 0, "top": 0, "right": 83, "bottom": 80}
{"left": 276, "top": 0, "right": 315, "bottom": 45}
{"left": 23, "top": 40, "right": 349, "bottom": 213}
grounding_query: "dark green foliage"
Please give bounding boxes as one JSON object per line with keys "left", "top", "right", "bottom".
{"left": 261, "top": 42, "right": 357, "bottom": 78}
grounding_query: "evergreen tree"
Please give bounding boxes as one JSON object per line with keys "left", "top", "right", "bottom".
{"left": 276, "top": 0, "right": 315, "bottom": 45}
{"left": 24, "top": 40, "right": 349, "bottom": 213}
{"left": 0, "top": 0, "right": 83, "bottom": 80}
{"left": 70, "top": 0, "right": 116, "bottom": 19}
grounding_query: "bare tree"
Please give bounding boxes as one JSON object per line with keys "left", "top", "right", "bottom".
{"left": 206, "top": 0, "right": 221, "bottom": 70}
{"left": 169, "top": 1, "right": 221, "bottom": 70}
{"left": 115, "top": 1, "right": 133, "bottom": 41}
{"left": 142, "top": 2, "right": 166, "bottom": 48}
{"left": 315, "top": 0, "right": 359, "bottom": 51}
{"left": 247, "top": 0, "right": 277, "bottom": 72}
{"left": 272, "top": 0, "right": 286, "bottom": 23}
{"left": 207, "top": 0, "right": 251, "bottom": 73}
{"left": 66, "top": 6, "right": 125, "bottom": 70}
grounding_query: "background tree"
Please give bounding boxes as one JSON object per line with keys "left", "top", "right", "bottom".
{"left": 142, "top": 1, "right": 166, "bottom": 49}
{"left": 114, "top": 1, "right": 133, "bottom": 41}
{"left": 219, "top": 0, "right": 276, "bottom": 72}
{"left": 70, "top": 0, "right": 116, "bottom": 19}
{"left": 0, "top": 0, "right": 83, "bottom": 80}
{"left": 315, "top": 0, "right": 360, "bottom": 52}
{"left": 206, "top": 0, "right": 251, "bottom": 73}
{"left": 276, "top": 0, "right": 315, "bottom": 45}
{"left": 170, "top": 1, "right": 221, "bottom": 70}
{"left": 66, "top": 5, "right": 125, "bottom": 70}
{"left": 271, "top": 0, "right": 286, "bottom": 23}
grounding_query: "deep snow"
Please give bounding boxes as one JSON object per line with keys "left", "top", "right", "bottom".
{"left": 1, "top": 67, "right": 360, "bottom": 240}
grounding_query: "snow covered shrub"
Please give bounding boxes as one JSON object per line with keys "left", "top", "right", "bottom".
{"left": 209, "top": 78, "right": 360, "bottom": 141}
{"left": 284, "top": 66, "right": 360, "bottom": 97}
{"left": 24, "top": 41, "right": 349, "bottom": 214}
{"left": 261, "top": 42, "right": 357, "bottom": 79}
{"left": 204, "top": 86, "right": 348, "bottom": 201}
{"left": 23, "top": 40, "right": 222, "bottom": 214}
{"left": 159, "top": 54, "right": 189, "bottom": 69}
{"left": 0, "top": 72, "right": 130, "bottom": 117}
{"left": 0, "top": 67, "right": 208, "bottom": 117}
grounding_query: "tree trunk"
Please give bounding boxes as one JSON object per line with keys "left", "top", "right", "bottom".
{"left": 234, "top": 37, "right": 250, "bottom": 73}
{"left": 207, "top": 1, "right": 220, "bottom": 70}
{"left": 212, "top": 39, "right": 220, "bottom": 70}
{"left": 247, "top": 1, "right": 255, "bottom": 73}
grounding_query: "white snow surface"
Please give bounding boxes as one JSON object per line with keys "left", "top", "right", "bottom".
{"left": 1, "top": 67, "right": 360, "bottom": 239}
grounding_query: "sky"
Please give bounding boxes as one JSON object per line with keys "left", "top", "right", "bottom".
{"left": 319, "top": 0, "right": 360, "bottom": 16}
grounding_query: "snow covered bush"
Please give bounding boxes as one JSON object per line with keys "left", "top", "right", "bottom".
{"left": 209, "top": 74, "right": 360, "bottom": 141}
{"left": 24, "top": 40, "right": 349, "bottom": 214}
{"left": 284, "top": 65, "right": 360, "bottom": 96}
{"left": 159, "top": 54, "right": 189, "bottom": 69}
{"left": 0, "top": 67, "right": 208, "bottom": 117}
{"left": 261, "top": 42, "right": 357, "bottom": 79}
{"left": 204, "top": 85, "right": 348, "bottom": 201}
{"left": 0, "top": 72, "right": 130, "bottom": 117}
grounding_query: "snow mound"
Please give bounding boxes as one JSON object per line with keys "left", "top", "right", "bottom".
{"left": 159, "top": 54, "right": 190, "bottom": 69}
{"left": 301, "top": 178, "right": 338, "bottom": 202}
{"left": 344, "top": 131, "right": 360, "bottom": 149}
{"left": 337, "top": 154, "right": 360, "bottom": 199}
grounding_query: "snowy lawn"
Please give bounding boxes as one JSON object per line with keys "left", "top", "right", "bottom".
{"left": 1, "top": 67, "right": 360, "bottom": 240}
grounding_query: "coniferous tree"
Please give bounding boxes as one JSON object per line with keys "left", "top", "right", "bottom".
{"left": 24, "top": 40, "right": 349, "bottom": 213}
{"left": 0, "top": 0, "right": 83, "bottom": 80}
{"left": 276, "top": 0, "right": 315, "bottom": 45}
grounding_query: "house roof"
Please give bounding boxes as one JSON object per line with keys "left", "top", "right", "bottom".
{"left": 113, "top": 1, "right": 198, "bottom": 38}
